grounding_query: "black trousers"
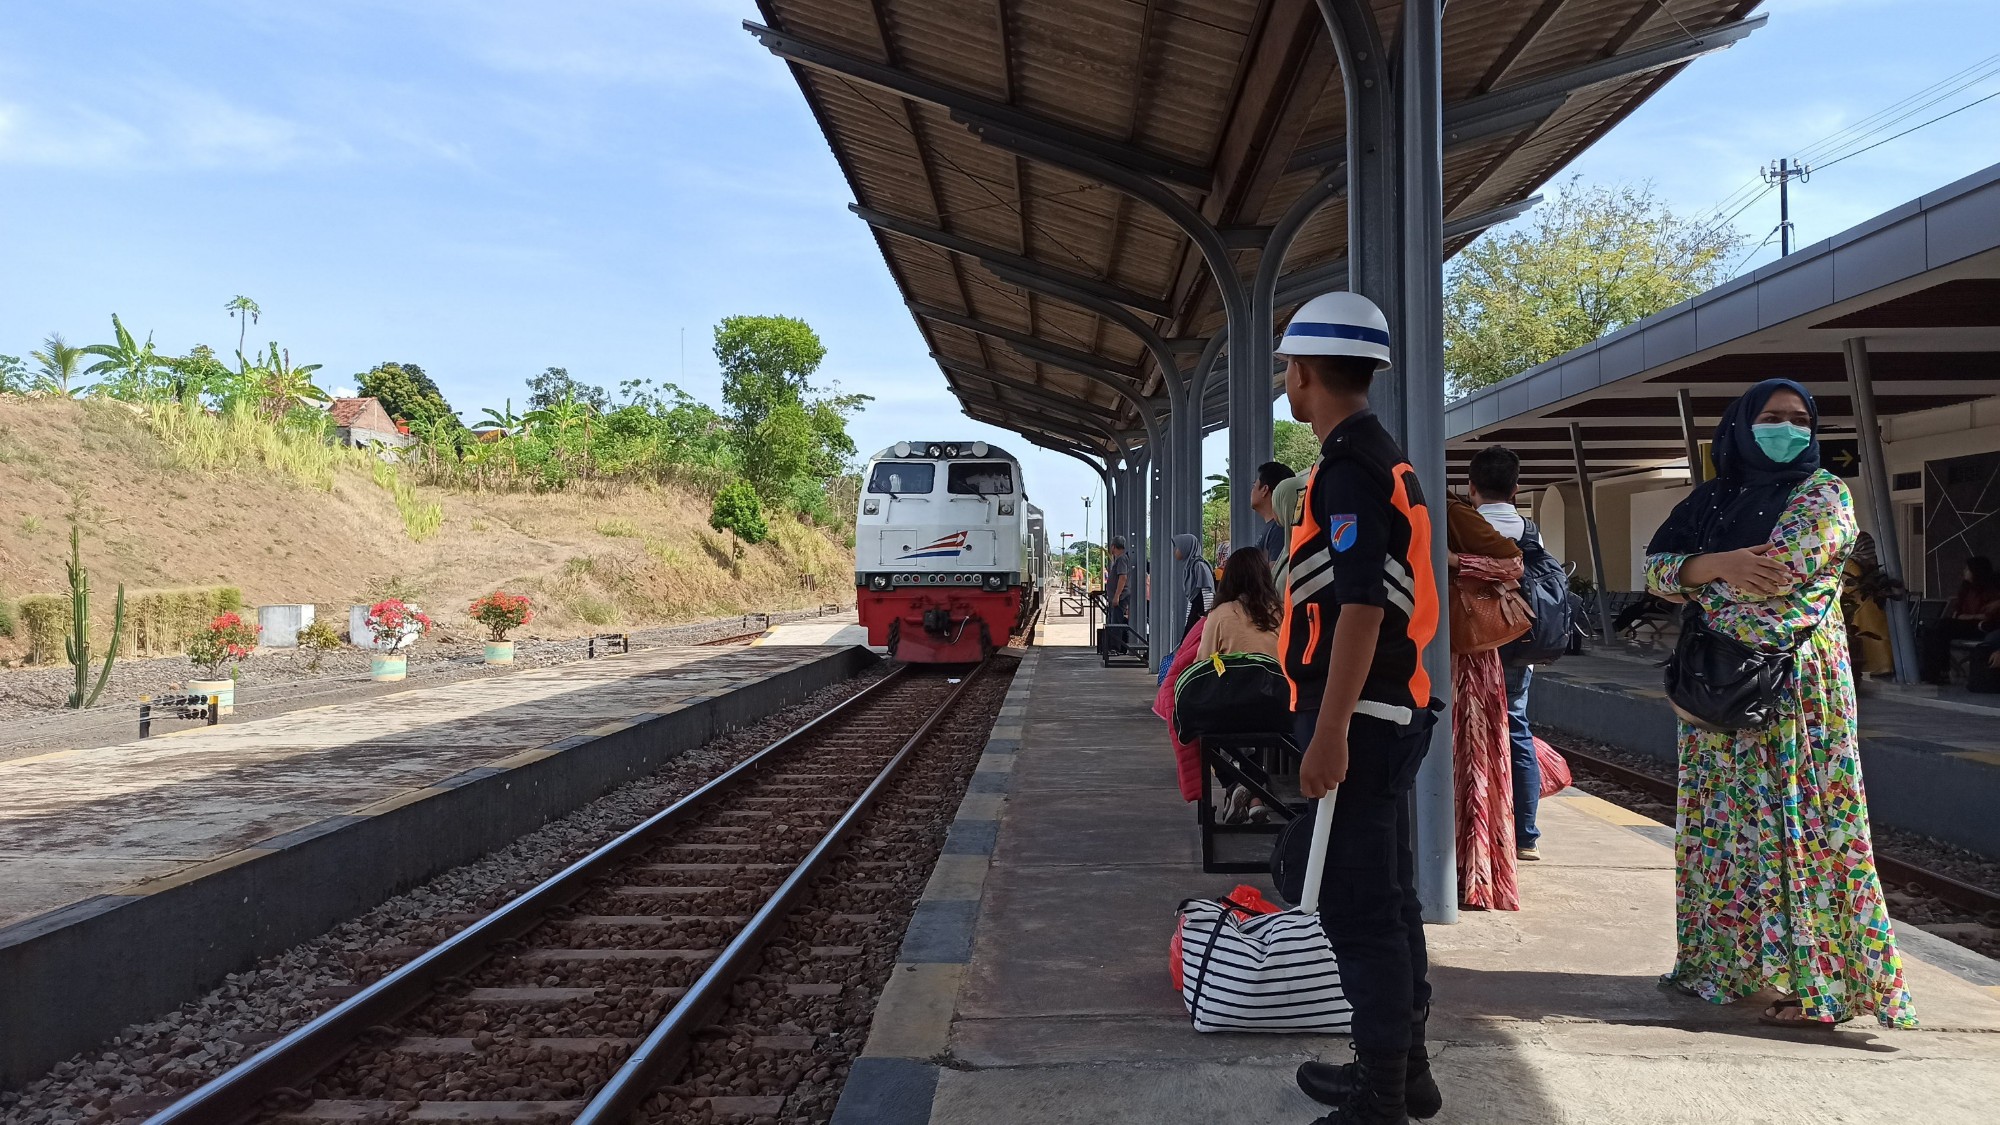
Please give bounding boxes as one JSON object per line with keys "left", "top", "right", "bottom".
{"left": 1293, "top": 707, "right": 1434, "bottom": 1054}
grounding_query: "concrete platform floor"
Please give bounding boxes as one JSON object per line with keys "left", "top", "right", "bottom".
{"left": 757, "top": 608, "right": 872, "bottom": 648}
{"left": 0, "top": 645, "right": 836, "bottom": 929}
{"left": 882, "top": 648, "right": 2000, "bottom": 1125}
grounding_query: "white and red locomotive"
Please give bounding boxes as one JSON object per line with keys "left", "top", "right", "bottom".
{"left": 855, "top": 441, "right": 1047, "bottom": 662}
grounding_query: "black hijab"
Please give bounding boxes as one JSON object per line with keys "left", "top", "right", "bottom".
{"left": 1646, "top": 378, "right": 1821, "bottom": 555}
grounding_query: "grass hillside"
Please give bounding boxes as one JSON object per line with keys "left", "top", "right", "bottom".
{"left": 0, "top": 398, "right": 851, "bottom": 662}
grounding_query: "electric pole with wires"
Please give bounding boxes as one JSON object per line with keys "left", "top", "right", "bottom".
{"left": 1761, "top": 158, "right": 1812, "bottom": 255}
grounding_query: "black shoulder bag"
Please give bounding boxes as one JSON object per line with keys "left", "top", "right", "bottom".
{"left": 1663, "top": 597, "right": 1831, "bottom": 735}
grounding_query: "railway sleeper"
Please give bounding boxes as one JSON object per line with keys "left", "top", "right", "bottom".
{"left": 273, "top": 1099, "right": 584, "bottom": 1122}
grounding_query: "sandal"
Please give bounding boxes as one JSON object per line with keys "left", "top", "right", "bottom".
{"left": 1758, "top": 998, "right": 1845, "bottom": 1029}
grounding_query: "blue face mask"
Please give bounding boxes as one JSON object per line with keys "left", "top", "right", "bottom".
{"left": 1752, "top": 422, "right": 1812, "bottom": 464}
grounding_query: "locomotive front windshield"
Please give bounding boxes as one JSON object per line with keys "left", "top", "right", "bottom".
{"left": 867, "top": 462, "right": 935, "bottom": 494}
{"left": 947, "top": 462, "right": 1015, "bottom": 495}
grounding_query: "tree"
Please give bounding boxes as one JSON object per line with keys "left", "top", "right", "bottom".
{"left": 0, "top": 354, "right": 26, "bottom": 395}
{"left": 526, "top": 366, "right": 609, "bottom": 413}
{"left": 358, "top": 361, "right": 463, "bottom": 434}
{"left": 1444, "top": 180, "right": 1741, "bottom": 397}
{"left": 166, "top": 345, "right": 237, "bottom": 405}
{"left": 709, "top": 479, "right": 769, "bottom": 550}
{"left": 243, "top": 342, "right": 327, "bottom": 419}
{"left": 224, "top": 295, "right": 261, "bottom": 357}
{"left": 1274, "top": 420, "right": 1320, "bottom": 474}
{"left": 1204, "top": 473, "right": 1229, "bottom": 504}
{"left": 745, "top": 400, "right": 818, "bottom": 495}
{"left": 713, "top": 315, "right": 826, "bottom": 433}
{"left": 82, "top": 314, "right": 168, "bottom": 401}
{"left": 31, "top": 334, "right": 87, "bottom": 397}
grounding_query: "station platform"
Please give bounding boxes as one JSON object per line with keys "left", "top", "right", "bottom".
{"left": 757, "top": 607, "right": 873, "bottom": 647}
{"left": 837, "top": 647, "right": 2000, "bottom": 1125}
{"left": 1530, "top": 651, "right": 2000, "bottom": 857}
{"left": 0, "top": 643, "right": 874, "bottom": 1087}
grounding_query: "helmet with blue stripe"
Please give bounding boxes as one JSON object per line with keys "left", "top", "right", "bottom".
{"left": 1278, "top": 291, "right": 1391, "bottom": 369}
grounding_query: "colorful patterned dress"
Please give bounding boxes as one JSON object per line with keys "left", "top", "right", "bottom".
{"left": 1645, "top": 470, "right": 1916, "bottom": 1026}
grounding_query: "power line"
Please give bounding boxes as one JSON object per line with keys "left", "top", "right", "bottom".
{"left": 1811, "top": 86, "right": 2000, "bottom": 172}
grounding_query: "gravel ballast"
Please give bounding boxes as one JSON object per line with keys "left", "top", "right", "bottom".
{"left": 0, "top": 669, "right": 882, "bottom": 1125}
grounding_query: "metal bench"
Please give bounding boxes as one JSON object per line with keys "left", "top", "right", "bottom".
{"left": 1196, "top": 732, "right": 1301, "bottom": 873}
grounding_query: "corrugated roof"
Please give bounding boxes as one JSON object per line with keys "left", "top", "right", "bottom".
{"left": 752, "top": 0, "right": 1766, "bottom": 458}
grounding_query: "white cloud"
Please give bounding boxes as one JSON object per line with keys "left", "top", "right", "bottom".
{"left": 0, "top": 82, "right": 343, "bottom": 170}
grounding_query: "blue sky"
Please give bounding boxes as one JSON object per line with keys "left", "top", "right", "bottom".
{"left": 4, "top": 0, "right": 1998, "bottom": 545}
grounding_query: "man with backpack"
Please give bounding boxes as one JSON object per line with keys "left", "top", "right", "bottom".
{"left": 1467, "top": 446, "right": 1572, "bottom": 862}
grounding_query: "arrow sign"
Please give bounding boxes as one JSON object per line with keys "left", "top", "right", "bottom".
{"left": 1823, "top": 438, "right": 1861, "bottom": 479}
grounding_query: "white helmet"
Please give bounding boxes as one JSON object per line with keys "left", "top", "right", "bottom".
{"left": 1277, "top": 291, "right": 1391, "bottom": 369}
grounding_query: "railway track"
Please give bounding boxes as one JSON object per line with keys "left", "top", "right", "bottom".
{"left": 1553, "top": 739, "right": 2000, "bottom": 920}
{"left": 142, "top": 662, "right": 995, "bottom": 1125}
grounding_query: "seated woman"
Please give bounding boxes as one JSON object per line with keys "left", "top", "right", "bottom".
{"left": 1922, "top": 556, "right": 2000, "bottom": 683}
{"left": 1197, "top": 548, "right": 1282, "bottom": 823}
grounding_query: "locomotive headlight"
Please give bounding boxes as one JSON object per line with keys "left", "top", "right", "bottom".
{"left": 985, "top": 574, "right": 1005, "bottom": 590}
{"left": 894, "top": 441, "right": 911, "bottom": 457}
{"left": 997, "top": 501, "right": 1014, "bottom": 515}
{"left": 871, "top": 575, "right": 890, "bottom": 591}
{"left": 972, "top": 441, "right": 988, "bottom": 456}
{"left": 862, "top": 499, "right": 880, "bottom": 514}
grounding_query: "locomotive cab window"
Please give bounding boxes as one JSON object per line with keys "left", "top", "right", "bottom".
{"left": 867, "top": 462, "right": 935, "bottom": 495}
{"left": 947, "top": 462, "right": 1015, "bottom": 495}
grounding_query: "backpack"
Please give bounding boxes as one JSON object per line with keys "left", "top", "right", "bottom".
{"left": 1172, "top": 652, "right": 1292, "bottom": 741}
{"left": 1499, "top": 519, "right": 1578, "bottom": 668}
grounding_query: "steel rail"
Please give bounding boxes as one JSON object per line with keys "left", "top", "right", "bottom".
{"left": 575, "top": 660, "right": 989, "bottom": 1122}
{"left": 143, "top": 664, "right": 922, "bottom": 1125}
{"left": 1552, "top": 739, "right": 2000, "bottom": 918}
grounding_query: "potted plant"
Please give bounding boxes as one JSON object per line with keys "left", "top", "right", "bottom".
{"left": 363, "top": 598, "right": 431, "bottom": 681}
{"left": 468, "top": 591, "right": 533, "bottom": 664}
{"left": 186, "top": 611, "right": 260, "bottom": 714}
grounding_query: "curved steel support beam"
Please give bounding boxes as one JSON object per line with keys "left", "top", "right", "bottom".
{"left": 853, "top": 205, "right": 1172, "bottom": 318}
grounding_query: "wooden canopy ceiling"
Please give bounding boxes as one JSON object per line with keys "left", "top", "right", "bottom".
{"left": 751, "top": 0, "right": 1766, "bottom": 459}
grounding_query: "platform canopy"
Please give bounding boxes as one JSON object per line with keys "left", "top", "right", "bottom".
{"left": 748, "top": 0, "right": 1767, "bottom": 461}
{"left": 1446, "top": 163, "right": 2000, "bottom": 488}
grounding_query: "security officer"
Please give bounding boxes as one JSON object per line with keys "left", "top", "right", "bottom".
{"left": 1277, "top": 291, "right": 1444, "bottom": 1125}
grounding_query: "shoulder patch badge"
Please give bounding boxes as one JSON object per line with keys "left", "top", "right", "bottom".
{"left": 1329, "top": 514, "right": 1358, "bottom": 552}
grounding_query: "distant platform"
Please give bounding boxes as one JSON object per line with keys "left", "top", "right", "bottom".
{"left": 757, "top": 607, "right": 873, "bottom": 648}
{"left": 834, "top": 648, "right": 2000, "bottom": 1125}
{"left": 0, "top": 644, "right": 875, "bottom": 1087}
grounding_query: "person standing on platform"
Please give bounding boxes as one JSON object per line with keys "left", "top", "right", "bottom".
{"left": 1645, "top": 378, "right": 1916, "bottom": 1029}
{"left": 1172, "top": 532, "right": 1217, "bottom": 635}
{"left": 1277, "top": 291, "right": 1444, "bottom": 1125}
{"left": 1104, "top": 538, "right": 1131, "bottom": 628}
{"left": 1465, "top": 446, "right": 1544, "bottom": 862}
{"left": 1445, "top": 484, "right": 1522, "bottom": 911}
{"left": 1252, "top": 460, "right": 1295, "bottom": 569}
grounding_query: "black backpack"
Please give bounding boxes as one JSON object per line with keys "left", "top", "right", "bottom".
{"left": 1500, "top": 520, "right": 1578, "bottom": 668}
{"left": 1172, "top": 653, "right": 1293, "bottom": 740}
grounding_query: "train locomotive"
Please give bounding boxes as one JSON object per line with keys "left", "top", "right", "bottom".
{"left": 855, "top": 440, "right": 1047, "bottom": 662}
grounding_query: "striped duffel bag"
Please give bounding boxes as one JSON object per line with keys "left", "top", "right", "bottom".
{"left": 1175, "top": 792, "right": 1351, "bottom": 1034}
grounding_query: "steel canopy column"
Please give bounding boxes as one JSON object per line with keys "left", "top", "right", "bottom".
{"left": 1318, "top": 0, "right": 1403, "bottom": 438}
{"left": 1398, "top": 0, "right": 1455, "bottom": 926}
{"left": 1843, "top": 337, "right": 1919, "bottom": 684}
{"left": 1677, "top": 389, "right": 1706, "bottom": 486}
{"left": 1570, "top": 423, "right": 1616, "bottom": 642}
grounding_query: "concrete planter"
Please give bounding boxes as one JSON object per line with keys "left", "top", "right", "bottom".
{"left": 484, "top": 640, "right": 516, "bottom": 665}
{"left": 257, "top": 604, "right": 314, "bottom": 648}
{"left": 369, "top": 654, "right": 407, "bottom": 682}
{"left": 189, "top": 678, "right": 235, "bottom": 715}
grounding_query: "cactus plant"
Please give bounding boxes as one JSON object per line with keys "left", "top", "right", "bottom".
{"left": 63, "top": 524, "right": 126, "bottom": 709}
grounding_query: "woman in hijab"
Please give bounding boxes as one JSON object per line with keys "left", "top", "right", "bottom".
{"left": 1172, "top": 533, "right": 1216, "bottom": 635}
{"left": 1645, "top": 379, "right": 1914, "bottom": 1028}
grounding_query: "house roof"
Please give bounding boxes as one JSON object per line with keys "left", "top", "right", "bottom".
{"left": 752, "top": 0, "right": 1768, "bottom": 457}
{"left": 1445, "top": 161, "right": 2000, "bottom": 486}
{"left": 327, "top": 398, "right": 385, "bottom": 427}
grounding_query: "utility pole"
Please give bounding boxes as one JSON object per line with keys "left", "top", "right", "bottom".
{"left": 1762, "top": 158, "right": 1812, "bottom": 256}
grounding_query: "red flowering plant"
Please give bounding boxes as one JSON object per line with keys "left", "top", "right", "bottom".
{"left": 187, "top": 612, "right": 261, "bottom": 679}
{"left": 364, "top": 598, "right": 433, "bottom": 652}
{"left": 468, "top": 591, "right": 533, "bottom": 642}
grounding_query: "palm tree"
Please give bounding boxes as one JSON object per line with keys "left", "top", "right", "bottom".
{"left": 225, "top": 296, "right": 261, "bottom": 357}
{"left": 1204, "top": 473, "right": 1230, "bottom": 504}
{"left": 82, "top": 314, "right": 166, "bottom": 401}
{"left": 30, "top": 334, "right": 87, "bottom": 398}
{"left": 244, "top": 342, "right": 327, "bottom": 420}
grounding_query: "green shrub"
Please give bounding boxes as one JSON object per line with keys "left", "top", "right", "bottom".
{"left": 709, "top": 480, "right": 768, "bottom": 547}
{"left": 596, "top": 518, "right": 639, "bottom": 538}
{"left": 126, "top": 586, "right": 247, "bottom": 656}
{"left": 0, "top": 597, "right": 14, "bottom": 640}
{"left": 17, "top": 595, "right": 67, "bottom": 664}
{"left": 297, "top": 618, "right": 342, "bottom": 671}
{"left": 372, "top": 462, "right": 443, "bottom": 542}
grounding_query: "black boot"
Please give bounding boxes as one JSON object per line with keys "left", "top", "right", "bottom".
{"left": 1297, "top": 1034, "right": 1441, "bottom": 1119}
{"left": 1305, "top": 1049, "right": 1408, "bottom": 1124}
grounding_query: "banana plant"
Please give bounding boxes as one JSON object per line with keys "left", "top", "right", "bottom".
{"left": 242, "top": 341, "right": 327, "bottom": 420}
{"left": 82, "top": 314, "right": 167, "bottom": 401}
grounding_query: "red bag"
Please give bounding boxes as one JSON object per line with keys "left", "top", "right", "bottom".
{"left": 1169, "top": 884, "right": 1279, "bottom": 990}
{"left": 1534, "top": 736, "right": 1571, "bottom": 799}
